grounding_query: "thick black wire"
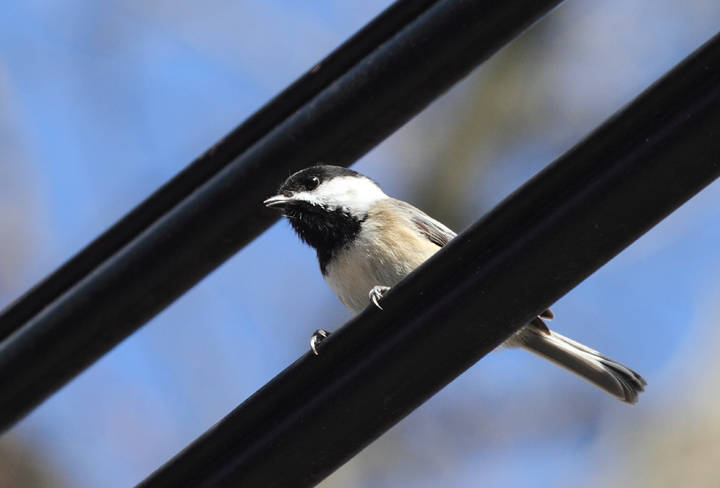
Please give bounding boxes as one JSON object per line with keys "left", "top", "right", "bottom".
{"left": 0, "top": 0, "right": 563, "bottom": 432}
{"left": 0, "top": 0, "right": 442, "bottom": 343}
{"left": 137, "top": 32, "right": 720, "bottom": 488}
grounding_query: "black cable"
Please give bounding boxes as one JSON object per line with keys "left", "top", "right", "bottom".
{"left": 0, "top": 0, "right": 442, "bottom": 343}
{"left": 136, "top": 32, "right": 720, "bottom": 488}
{"left": 0, "top": 0, "right": 563, "bottom": 432}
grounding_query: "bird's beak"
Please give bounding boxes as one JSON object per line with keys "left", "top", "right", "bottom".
{"left": 264, "top": 194, "right": 293, "bottom": 209}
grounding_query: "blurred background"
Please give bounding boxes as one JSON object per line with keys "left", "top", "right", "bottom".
{"left": 1, "top": 0, "right": 720, "bottom": 487}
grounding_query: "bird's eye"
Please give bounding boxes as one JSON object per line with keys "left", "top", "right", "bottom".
{"left": 307, "top": 176, "right": 320, "bottom": 190}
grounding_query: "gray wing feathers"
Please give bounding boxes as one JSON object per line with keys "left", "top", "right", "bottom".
{"left": 391, "top": 199, "right": 456, "bottom": 248}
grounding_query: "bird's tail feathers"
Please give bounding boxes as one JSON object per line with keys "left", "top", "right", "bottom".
{"left": 513, "top": 321, "right": 647, "bottom": 404}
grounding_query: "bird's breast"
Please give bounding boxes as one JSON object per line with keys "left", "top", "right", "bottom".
{"left": 323, "top": 204, "right": 441, "bottom": 315}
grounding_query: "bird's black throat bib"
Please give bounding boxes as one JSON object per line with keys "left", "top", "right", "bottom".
{"left": 284, "top": 203, "right": 365, "bottom": 275}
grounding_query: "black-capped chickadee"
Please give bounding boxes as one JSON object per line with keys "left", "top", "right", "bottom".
{"left": 265, "top": 165, "right": 646, "bottom": 404}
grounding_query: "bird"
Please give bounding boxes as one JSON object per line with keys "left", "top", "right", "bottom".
{"left": 264, "top": 164, "right": 647, "bottom": 404}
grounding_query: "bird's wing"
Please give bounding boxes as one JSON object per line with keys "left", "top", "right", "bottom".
{"left": 391, "top": 199, "right": 456, "bottom": 248}
{"left": 393, "top": 199, "right": 557, "bottom": 325}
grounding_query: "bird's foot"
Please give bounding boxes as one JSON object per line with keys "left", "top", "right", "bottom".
{"left": 369, "top": 286, "right": 391, "bottom": 310}
{"left": 310, "top": 329, "right": 330, "bottom": 355}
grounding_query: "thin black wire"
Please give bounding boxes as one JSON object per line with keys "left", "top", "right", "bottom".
{"left": 0, "top": 0, "right": 563, "bottom": 432}
{"left": 137, "top": 31, "right": 720, "bottom": 488}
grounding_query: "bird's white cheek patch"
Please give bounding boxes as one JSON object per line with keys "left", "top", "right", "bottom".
{"left": 292, "top": 191, "right": 322, "bottom": 207}
{"left": 315, "top": 176, "right": 388, "bottom": 215}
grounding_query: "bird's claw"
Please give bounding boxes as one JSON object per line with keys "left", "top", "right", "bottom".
{"left": 310, "top": 286, "right": 390, "bottom": 355}
{"left": 310, "top": 329, "right": 330, "bottom": 355}
{"left": 369, "top": 286, "right": 391, "bottom": 310}
{"left": 539, "top": 309, "right": 554, "bottom": 321}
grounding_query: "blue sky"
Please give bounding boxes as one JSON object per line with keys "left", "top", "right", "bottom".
{"left": 1, "top": 1, "right": 720, "bottom": 487}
